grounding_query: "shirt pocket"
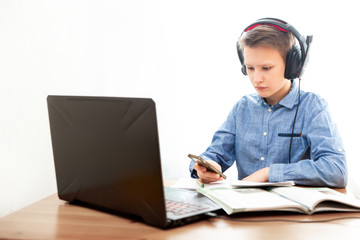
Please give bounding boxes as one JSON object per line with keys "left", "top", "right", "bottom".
{"left": 276, "top": 131, "right": 307, "bottom": 159}
{"left": 277, "top": 132, "right": 303, "bottom": 147}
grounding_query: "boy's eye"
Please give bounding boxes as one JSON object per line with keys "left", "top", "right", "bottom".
{"left": 246, "top": 66, "right": 254, "bottom": 71}
{"left": 246, "top": 66, "right": 272, "bottom": 71}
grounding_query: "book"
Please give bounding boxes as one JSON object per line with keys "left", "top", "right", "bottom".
{"left": 197, "top": 186, "right": 360, "bottom": 215}
{"left": 231, "top": 180, "right": 295, "bottom": 188}
{"left": 172, "top": 178, "right": 294, "bottom": 190}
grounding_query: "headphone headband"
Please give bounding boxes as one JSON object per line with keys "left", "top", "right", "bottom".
{"left": 237, "top": 18, "right": 313, "bottom": 79}
{"left": 244, "top": 18, "right": 289, "bottom": 32}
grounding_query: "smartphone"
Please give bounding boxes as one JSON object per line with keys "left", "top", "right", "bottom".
{"left": 188, "top": 154, "right": 227, "bottom": 179}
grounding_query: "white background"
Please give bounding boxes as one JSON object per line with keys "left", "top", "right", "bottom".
{"left": 1, "top": 0, "right": 359, "bottom": 217}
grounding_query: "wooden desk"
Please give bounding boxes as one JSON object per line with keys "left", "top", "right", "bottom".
{"left": 1, "top": 191, "right": 360, "bottom": 240}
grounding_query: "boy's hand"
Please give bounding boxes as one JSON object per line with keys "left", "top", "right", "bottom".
{"left": 194, "top": 160, "right": 223, "bottom": 183}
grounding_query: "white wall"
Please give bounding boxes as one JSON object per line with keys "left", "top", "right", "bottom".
{"left": 1, "top": 0, "right": 359, "bottom": 217}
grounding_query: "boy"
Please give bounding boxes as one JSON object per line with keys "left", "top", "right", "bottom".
{"left": 189, "top": 18, "right": 347, "bottom": 187}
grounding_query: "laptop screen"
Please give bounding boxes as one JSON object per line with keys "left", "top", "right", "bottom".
{"left": 47, "top": 96, "right": 168, "bottom": 228}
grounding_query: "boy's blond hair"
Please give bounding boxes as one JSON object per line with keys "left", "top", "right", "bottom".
{"left": 238, "top": 25, "right": 296, "bottom": 63}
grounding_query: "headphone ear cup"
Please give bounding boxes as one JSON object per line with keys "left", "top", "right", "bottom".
{"left": 285, "top": 45, "right": 302, "bottom": 80}
{"left": 237, "top": 43, "right": 248, "bottom": 76}
{"left": 241, "top": 64, "right": 247, "bottom": 75}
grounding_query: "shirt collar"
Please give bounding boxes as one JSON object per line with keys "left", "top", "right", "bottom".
{"left": 255, "top": 81, "right": 299, "bottom": 109}
{"left": 278, "top": 82, "right": 299, "bottom": 109}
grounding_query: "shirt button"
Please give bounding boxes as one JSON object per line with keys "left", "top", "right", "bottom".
{"left": 268, "top": 108, "right": 272, "bottom": 112}
{"left": 338, "top": 148, "right": 343, "bottom": 152}
{"left": 260, "top": 157, "right": 265, "bottom": 161}
{"left": 263, "top": 132, "right": 267, "bottom": 136}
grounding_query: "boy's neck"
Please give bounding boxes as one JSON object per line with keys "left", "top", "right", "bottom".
{"left": 265, "top": 80, "right": 292, "bottom": 106}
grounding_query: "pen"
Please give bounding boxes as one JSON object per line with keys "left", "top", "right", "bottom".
{"left": 197, "top": 179, "right": 204, "bottom": 188}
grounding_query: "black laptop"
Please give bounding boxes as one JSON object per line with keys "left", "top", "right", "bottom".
{"left": 47, "top": 95, "right": 220, "bottom": 228}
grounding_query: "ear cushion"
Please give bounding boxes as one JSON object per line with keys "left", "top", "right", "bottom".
{"left": 285, "top": 45, "right": 302, "bottom": 80}
{"left": 241, "top": 63, "right": 247, "bottom": 75}
{"left": 237, "top": 43, "right": 248, "bottom": 75}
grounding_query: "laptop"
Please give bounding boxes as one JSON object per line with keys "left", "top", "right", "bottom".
{"left": 47, "top": 95, "right": 221, "bottom": 228}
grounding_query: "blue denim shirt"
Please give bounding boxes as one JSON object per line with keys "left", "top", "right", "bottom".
{"left": 189, "top": 83, "right": 347, "bottom": 187}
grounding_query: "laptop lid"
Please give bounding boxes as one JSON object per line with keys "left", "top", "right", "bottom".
{"left": 47, "top": 96, "right": 168, "bottom": 228}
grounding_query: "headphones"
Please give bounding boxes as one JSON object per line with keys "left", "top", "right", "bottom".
{"left": 237, "top": 18, "right": 313, "bottom": 80}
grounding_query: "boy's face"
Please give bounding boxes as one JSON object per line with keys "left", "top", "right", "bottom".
{"left": 243, "top": 46, "right": 291, "bottom": 106}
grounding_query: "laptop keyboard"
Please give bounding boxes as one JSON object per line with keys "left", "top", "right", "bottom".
{"left": 165, "top": 199, "right": 211, "bottom": 216}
